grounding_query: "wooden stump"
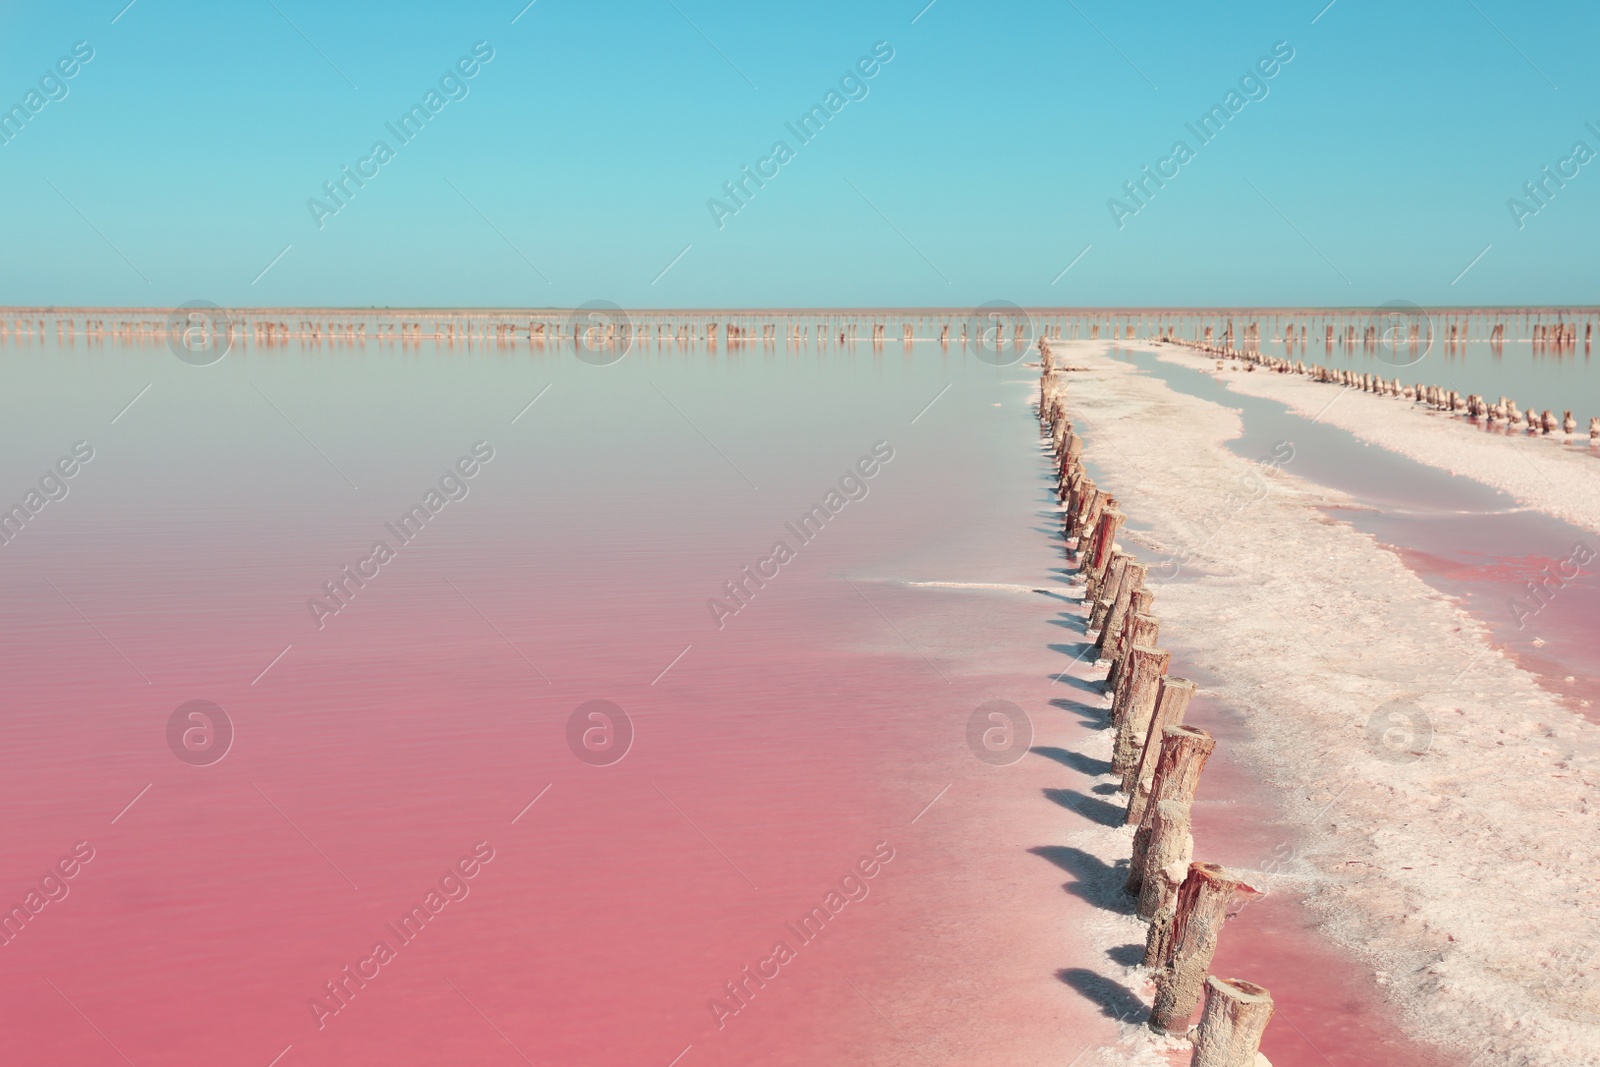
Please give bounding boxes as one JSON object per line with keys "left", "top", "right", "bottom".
{"left": 1084, "top": 495, "right": 1113, "bottom": 544}
{"left": 1062, "top": 468, "right": 1083, "bottom": 508}
{"left": 1135, "top": 798, "right": 1192, "bottom": 922}
{"left": 1087, "top": 509, "right": 1125, "bottom": 581}
{"left": 1127, "top": 725, "right": 1215, "bottom": 882}
{"left": 1108, "top": 613, "right": 1160, "bottom": 696}
{"left": 1111, "top": 645, "right": 1170, "bottom": 776}
{"left": 1096, "top": 562, "right": 1146, "bottom": 655}
{"left": 1088, "top": 555, "right": 1131, "bottom": 629}
{"left": 1088, "top": 551, "right": 1134, "bottom": 617}
{"left": 1149, "top": 864, "right": 1255, "bottom": 1034}
{"left": 1071, "top": 484, "right": 1099, "bottom": 533}
{"left": 1075, "top": 488, "right": 1104, "bottom": 541}
{"left": 1106, "top": 592, "right": 1156, "bottom": 686}
{"left": 1191, "top": 977, "right": 1275, "bottom": 1067}
{"left": 1124, "top": 676, "right": 1198, "bottom": 806}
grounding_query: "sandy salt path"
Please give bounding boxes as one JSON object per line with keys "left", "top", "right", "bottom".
{"left": 1153, "top": 343, "right": 1600, "bottom": 540}
{"left": 1051, "top": 342, "right": 1600, "bottom": 1067}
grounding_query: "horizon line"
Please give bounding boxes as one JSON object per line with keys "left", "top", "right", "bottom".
{"left": 4, "top": 305, "right": 1599, "bottom": 316}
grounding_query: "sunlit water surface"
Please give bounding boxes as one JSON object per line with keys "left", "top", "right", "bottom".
{"left": 0, "top": 331, "right": 1456, "bottom": 1067}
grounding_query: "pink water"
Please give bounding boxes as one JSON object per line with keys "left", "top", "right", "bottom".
{"left": 0, "top": 334, "right": 1101, "bottom": 1067}
{"left": 0, "top": 331, "right": 1456, "bottom": 1066}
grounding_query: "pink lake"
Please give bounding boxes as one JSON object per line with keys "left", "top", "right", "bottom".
{"left": 0, "top": 327, "right": 1443, "bottom": 1066}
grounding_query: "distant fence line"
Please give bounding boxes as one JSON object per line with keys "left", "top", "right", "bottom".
{"left": 3, "top": 308, "right": 1599, "bottom": 350}
{"left": 1171, "top": 337, "right": 1600, "bottom": 444}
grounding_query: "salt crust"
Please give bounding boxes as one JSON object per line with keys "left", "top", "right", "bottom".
{"left": 1054, "top": 341, "right": 1600, "bottom": 1067}
{"left": 1155, "top": 342, "right": 1600, "bottom": 540}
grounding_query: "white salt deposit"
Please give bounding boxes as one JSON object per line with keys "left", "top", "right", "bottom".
{"left": 1053, "top": 342, "right": 1600, "bottom": 1067}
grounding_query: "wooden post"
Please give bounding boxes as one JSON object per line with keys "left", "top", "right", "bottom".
{"left": 1088, "top": 555, "right": 1131, "bottom": 629}
{"left": 1064, "top": 433, "right": 1083, "bottom": 470}
{"left": 1111, "top": 645, "right": 1170, "bottom": 777}
{"left": 1136, "top": 798, "right": 1192, "bottom": 923}
{"left": 1058, "top": 465, "right": 1077, "bottom": 503}
{"left": 1127, "top": 726, "right": 1215, "bottom": 884}
{"left": 1149, "top": 864, "right": 1255, "bottom": 1034}
{"left": 1108, "top": 613, "right": 1160, "bottom": 693}
{"left": 1063, "top": 472, "right": 1081, "bottom": 515}
{"left": 1105, "top": 591, "right": 1155, "bottom": 686}
{"left": 1086, "top": 509, "right": 1125, "bottom": 581}
{"left": 1088, "top": 555, "right": 1129, "bottom": 628}
{"left": 1124, "top": 676, "right": 1198, "bottom": 804}
{"left": 1074, "top": 490, "right": 1105, "bottom": 551}
{"left": 1191, "top": 977, "right": 1275, "bottom": 1067}
{"left": 1074, "top": 488, "right": 1104, "bottom": 540}
{"left": 1096, "top": 562, "right": 1146, "bottom": 655}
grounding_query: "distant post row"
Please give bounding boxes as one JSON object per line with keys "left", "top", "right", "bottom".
{"left": 1169, "top": 336, "right": 1600, "bottom": 442}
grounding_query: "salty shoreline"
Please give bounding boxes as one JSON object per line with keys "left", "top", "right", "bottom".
{"left": 1155, "top": 342, "right": 1600, "bottom": 539}
{"left": 1051, "top": 340, "right": 1600, "bottom": 1066}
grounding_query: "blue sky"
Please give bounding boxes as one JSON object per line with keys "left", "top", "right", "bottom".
{"left": 0, "top": 0, "right": 1595, "bottom": 308}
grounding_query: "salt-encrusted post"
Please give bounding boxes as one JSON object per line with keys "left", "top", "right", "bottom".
{"left": 1088, "top": 554, "right": 1129, "bottom": 626}
{"left": 1125, "top": 676, "right": 1198, "bottom": 807}
{"left": 1086, "top": 509, "right": 1125, "bottom": 581}
{"left": 1064, "top": 432, "right": 1083, "bottom": 470}
{"left": 1149, "top": 863, "right": 1256, "bottom": 1034}
{"left": 1111, "top": 645, "right": 1170, "bottom": 776}
{"left": 1075, "top": 491, "right": 1107, "bottom": 554}
{"left": 1061, "top": 467, "right": 1083, "bottom": 507}
{"left": 1135, "top": 798, "right": 1192, "bottom": 923}
{"left": 1127, "top": 725, "right": 1216, "bottom": 880}
{"left": 1106, "top": 593, "right": 1156, "bottom": 684}
{"left": 1190, "top": 977, "right": 1275, "bottom": 1067}
{"left": 1075, "top": 487, "right": 1104, "bottom": 540}
{"left": 1096, "top": 562, "right": 1146, "bottom": 655}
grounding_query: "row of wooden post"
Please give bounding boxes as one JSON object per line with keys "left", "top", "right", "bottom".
{"left": 1039, "top": 341, "right": 1276, "bottom": 1066}
{"left": 8, "top": 314, "right": 1044, "bottom": 349}
{"left": 1172, "top": 338, "right": 1600, "bottom": 442}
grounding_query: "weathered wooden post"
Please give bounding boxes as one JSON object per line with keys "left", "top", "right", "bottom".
{"left": 1096, "top": 562, "right": 1146, "bottom": 655}
{"left": 1127, "top": 725, "right": 1215, "bottom": 879}
{"left": 1075, "top": 488, "right": 1105, "bottom": 541}
{"left": 1190, "top": 977, "right": 1275, "bottom": 1067}
{"left": 1074, "top": 487, "right": 1105, "bottom": 545}
{"left": 1106, "top": 593, "right": 1156, "bottom": 685}
{"left": 1135, "top": 798, "right": 1192, "bottom": 923}
{"left": 1061, "top": 467, "right": 1082, "bottom": 507}
{"left": 1111, "top": 645, "right": 1171, "bottom": 776}
{"left": 1148, "top": 864, "right": 1256, "bottom": 1033}
{"left": 1086, "top": 509, "right": 1125, "bottom": 582}
{"left": 1089, "top": 555, "right": 1132, "bottom": 630}
{"left": 1066, "top": 478, "right": 1091, "bottom": 530}
{"left": 1125, "top": 676, "right": 1198, "bottom": 806}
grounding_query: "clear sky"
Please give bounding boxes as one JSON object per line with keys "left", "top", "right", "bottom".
{"left": 0, "top": 0, "right": 1595, "bottom": 309}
